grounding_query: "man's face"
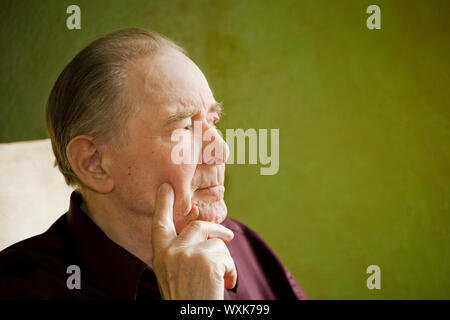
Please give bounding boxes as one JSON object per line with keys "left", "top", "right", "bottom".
{"left": 106, "top": 50, "right": 229, "bottom": 233}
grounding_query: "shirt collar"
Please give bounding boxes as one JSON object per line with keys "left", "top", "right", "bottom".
{"left": 66, "top": 191, "right": 148, "bottom": 299}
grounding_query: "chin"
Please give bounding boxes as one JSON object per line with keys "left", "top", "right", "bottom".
{"left": 191, "top": 185, "right": 227, "bottom": 224}
{"left": 195, "top": 199, "right": 228, "bottom": 224}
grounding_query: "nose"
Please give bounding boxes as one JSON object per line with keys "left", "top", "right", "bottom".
{"left": 201, "top": 121, "right": 229, "bottom": 165}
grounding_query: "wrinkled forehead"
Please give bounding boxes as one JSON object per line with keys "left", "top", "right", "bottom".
{"left": 140, "top": 50, "right": 215, "bottom": 113}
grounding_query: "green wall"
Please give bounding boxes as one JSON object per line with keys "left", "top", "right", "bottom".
{"left": 1, "top": 0, "right": 449, "bottom": 299}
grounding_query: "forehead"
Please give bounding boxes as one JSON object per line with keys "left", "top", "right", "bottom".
{"left": 137, "top": 50, "right": 215, "bottom": 112}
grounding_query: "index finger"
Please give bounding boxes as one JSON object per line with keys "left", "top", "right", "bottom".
{"left": 152, "top": 183, "right": 177, "bottom": 249}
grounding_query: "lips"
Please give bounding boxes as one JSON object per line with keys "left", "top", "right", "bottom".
{"left": 194, "top": 185, "right": 224, "bottom": 200}
{"left": 197, "top": 184, "right": 220, "bottom": 190}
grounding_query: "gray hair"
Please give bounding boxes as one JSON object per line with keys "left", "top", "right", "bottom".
{"left": 46, "top": 28, "right": 185, "bottom": 188}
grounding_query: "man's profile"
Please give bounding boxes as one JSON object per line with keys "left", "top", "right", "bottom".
{"left": 0, "top": 29, "right": 306, "bottom": 300}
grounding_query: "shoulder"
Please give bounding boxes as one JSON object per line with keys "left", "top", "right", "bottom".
{"left": 0, "top": 214, "right": 72, "bottom": 298}
{"left": 221, "top": 216, "right": 279, "bottom": 258}
{"left": 0, "top": 214, "right": 68, "bottom": 264}
{"left": 221, "top": 217, "right": 275, "bottom": 255}
{"left": 221, "top": 216, "right": 308, "bottom": 300}
{"left": 221, "top": 216, "right": 260, "bottom": 239}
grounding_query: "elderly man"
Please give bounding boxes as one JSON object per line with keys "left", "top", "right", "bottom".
{"left": 0, "top": 29, "right": 306, "bottom": 300}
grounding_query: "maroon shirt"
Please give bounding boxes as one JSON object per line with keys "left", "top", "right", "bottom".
{"left": 0, "top": 192, "right": 307, "bottom": 300}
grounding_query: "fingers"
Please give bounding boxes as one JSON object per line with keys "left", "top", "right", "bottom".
{"left": 224, "top": 257, "right": 238, "bottom": 290}
{"left": 152, "top": 183, "right": 177, "bottom": 249}
{"left": 221, "top": 242, "right": 237, "bottom": 290}
{"left": 177, "top": 220, "right": 234, "bottom": 244}
{"left": 198, "top": 238, "right": 237, "bottom": 290}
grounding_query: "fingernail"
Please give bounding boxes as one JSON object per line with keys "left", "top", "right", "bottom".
{"left": 159, "top": 183, "right": 170, "bottom": 195}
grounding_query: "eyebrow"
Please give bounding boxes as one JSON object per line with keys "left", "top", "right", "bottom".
{"left": 210, "top": 101, "right": 223, "bottom": 116}
{"left": 165, "top": 102, "right": 223, "bottom": 126}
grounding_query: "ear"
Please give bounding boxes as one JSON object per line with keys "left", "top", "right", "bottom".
{"left": 66, "top": 136, "right": 114, "bottom": 193}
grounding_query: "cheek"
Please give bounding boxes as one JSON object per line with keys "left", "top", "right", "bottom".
{"left": 166, "top": 162, "right": 196, "bottom": 218}
{"left": 128, "top": 146, "right": 197, "bottom": 219}
{"left": 163, "top": 135, "right": 200, "bottom": 218}
{"left": 109, "top": 139, "right": 198, "bottom": 222}
{"left": 110, "top": 151, "right": 162, "bottom": 214}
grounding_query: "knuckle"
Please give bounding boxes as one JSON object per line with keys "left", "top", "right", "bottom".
{"left": 191, "top": 248, "right": 206, "bottom": 260}
{"left": 211, "top": 238, "right": 227, "bottom": 250}
{"left": 165, "top": 246, "right": 177, "bottom": 259}
{"left": 156, "top": 245, "right": 177, "bottom": 265}
{"left": 211, "top": 267, "right": 224, "bottom": 281}
{"left": 189, "top": 220, "right": 204, "bottom": 230}
{"left": 192, "top": 249, "right": 213, "bottom": 267}
{"left": 178, "top": 247, "right": 193, "bottom": 261}
{"left": 200, "top": 254, "right": 211, "bottom": 267}
{"left": 152, "top": 221, "right": 169, "bottom": 234}
{"left": 159, "top": 250, "right": 174, "bottom": 267}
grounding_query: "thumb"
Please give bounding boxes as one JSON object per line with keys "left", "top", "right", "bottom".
{"left": 152, "top": 183, "right": 177, "bottom": 250}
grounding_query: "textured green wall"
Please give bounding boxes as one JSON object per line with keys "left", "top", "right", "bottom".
{"left": 1, "top": 0, "right": 449, "bottom": 299}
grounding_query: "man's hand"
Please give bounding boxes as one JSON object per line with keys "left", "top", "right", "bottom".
{"left": 151, "top": 183, "right": 237, "bottom": 300}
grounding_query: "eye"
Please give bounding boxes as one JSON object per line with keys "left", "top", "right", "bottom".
{"left": 209, "top": 116, "right": 219, "bottom": 126}
{"left": 181, "top": 119, "right": 193, "bottom": 131}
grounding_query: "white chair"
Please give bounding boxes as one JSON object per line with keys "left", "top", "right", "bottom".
{"left": 0, "top": 139, "right": 73, "bottom": 251}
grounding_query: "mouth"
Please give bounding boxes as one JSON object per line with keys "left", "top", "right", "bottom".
{"left": 196, "top": 184, "right": 221, "bottom": 191}
{"left": 194, "top": 185, "right": 225, "bottom": 200}
{"left": 183, "top": 185, "right": 227, "bottom": 226}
